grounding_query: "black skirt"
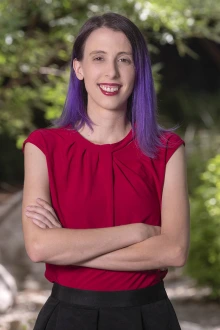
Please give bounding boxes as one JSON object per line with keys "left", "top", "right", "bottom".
{"left": 33, "top": 280, "right": 181, "bottom": 330}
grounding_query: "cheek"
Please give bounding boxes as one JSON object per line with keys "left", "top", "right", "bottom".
{"left": 83, "top": 67, "right": 101, "bottom": 88}
{"left": 125, "top": 66, "right": 135, "bottom": 81}
{"left": 126, "top": 71, "right": 135, "bottom": 92}
{"left": 83, "top": 71, "right": 95, "bottom": 89}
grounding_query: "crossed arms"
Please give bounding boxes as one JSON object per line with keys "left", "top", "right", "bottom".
{"left": 22, "top": 142, "right": 190, "bottom": 271}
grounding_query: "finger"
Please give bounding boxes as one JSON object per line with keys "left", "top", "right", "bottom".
{"left": 26, "top": 211, "right": 54, "bottom": 228}
{"left": 35, "top": 199, "right": 60, "bottom": 222}
{"left": 36, "top": 199, "right": 59, "bottom": 219}
{"left": 37, "top": 201, "right": 59, "bottom": 221}
{"left": 26, "top": 200, "right": 62, "bottom": 228}
{"left": 32, "top": 219, "right": 47, "bottom": 229}
{"left": 26, "top": 206, "right": 61, "bottom": 228}
{"left": 25, "top": 209, "right": 60, "bottom": 228}
{"left": 27, "top": 203, "right": 60, "bottom": 223}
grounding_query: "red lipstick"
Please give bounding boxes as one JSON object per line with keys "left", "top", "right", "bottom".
{"left": 99, "top": 83, "right": 122, "bottom": 86}
{"left": 98, "top": 83, "right": 121, "bottom": 96}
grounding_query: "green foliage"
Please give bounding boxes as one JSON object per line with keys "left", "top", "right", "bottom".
{"left": 185, "top": 154, "right": 220, "bottom": 298}
{"left": 0, "top": 0, "right": 219, "bottom": 142}
{"left": 132, "top": 0, "right": 220, "bottom": 56}
{"left": 185, "top": 130, "right": 220, "bottom": 195}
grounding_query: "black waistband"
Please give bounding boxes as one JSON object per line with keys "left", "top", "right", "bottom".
{"left": 51, "top": 281, "right": 168, "bottom": 308}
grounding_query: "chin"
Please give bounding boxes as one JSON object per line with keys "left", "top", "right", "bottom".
{"left": 99, "top": 99, "right": 128, "bottom": 110}
{"left": 101, "top": 105, "right": 126, "bottom": 112}
{"left": 88, "top": 95, "right": 128, "bottom": 112}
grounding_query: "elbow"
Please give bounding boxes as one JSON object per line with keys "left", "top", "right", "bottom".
{"left": 26, "top": 241, "right": 44, "bottom": 263}
{"left": 173, "top": 246, "right": 188, "bottom": 267}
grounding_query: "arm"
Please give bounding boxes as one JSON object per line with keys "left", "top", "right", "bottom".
{"left": 22, "top": 142, "right": 159, "bottom": 265}
{"left": 74, "top": 145, "right": 190, "bottom": 271}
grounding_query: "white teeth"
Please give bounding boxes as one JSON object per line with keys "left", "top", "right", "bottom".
{"left": 99, "top": 85, "right": 119, "bottom": 92}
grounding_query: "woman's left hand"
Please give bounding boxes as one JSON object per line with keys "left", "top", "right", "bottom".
{"left": 25, "top": 198, "right": 62, "bottom": 229}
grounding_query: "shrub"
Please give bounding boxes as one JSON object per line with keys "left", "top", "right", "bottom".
{"left": 185, "top": 154, "right": 220, "bottom": 299}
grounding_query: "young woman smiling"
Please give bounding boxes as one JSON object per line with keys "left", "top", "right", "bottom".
{"left": 22, "top": 12, "right": 190, "bottom": 330}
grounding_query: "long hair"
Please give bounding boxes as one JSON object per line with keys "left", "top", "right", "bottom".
{"left": 52, "top": 12, "right": 175, "bottom": 158}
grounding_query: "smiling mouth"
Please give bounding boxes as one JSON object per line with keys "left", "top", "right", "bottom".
{"left": 98, "top": 84, "right": 122, "bottom": 93}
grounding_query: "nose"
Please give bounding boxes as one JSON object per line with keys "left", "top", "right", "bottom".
{"left": 105, "top": 60, "right": 120, "bottom": 79}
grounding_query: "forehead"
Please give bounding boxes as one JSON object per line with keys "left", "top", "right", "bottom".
{"left": 83, "top": 27, "right": 132, "bottom": 54}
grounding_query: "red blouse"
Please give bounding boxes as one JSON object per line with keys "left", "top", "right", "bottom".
{"left": 22, "top": 126, "right": 185, "bottom": 291}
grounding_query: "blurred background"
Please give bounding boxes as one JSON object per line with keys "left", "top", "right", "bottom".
{"left": 0, "top": 0, "right": 220, "bottom": 329}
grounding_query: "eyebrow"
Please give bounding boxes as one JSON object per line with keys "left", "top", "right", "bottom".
{"left": 89, "top": 50, "right": 133, "bottom": 56}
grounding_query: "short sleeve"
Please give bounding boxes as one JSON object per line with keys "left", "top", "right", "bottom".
{"left": 22, "top": 129, "right": 46, "bottom": 155}
{"left": 165, "top": 132, "right": 185, "bottom": 164}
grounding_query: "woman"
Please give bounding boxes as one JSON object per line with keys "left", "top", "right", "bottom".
{"left": 22, "top": 12, "right": 190, "bottom": 330}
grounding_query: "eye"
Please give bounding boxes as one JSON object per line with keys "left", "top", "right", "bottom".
{"left": 93, "top": 57, "right": 103, "bottom": 61}
{"left": 119, "top": 58, "right": 131, "bottom": 64}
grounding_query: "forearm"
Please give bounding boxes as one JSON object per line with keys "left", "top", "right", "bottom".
{"left": 27, "top": 223, "right": 144, "bottom": 265}
{"left": 24, "top": 196, "right": 162, "bottom": 265}
{"left": 75, "top": 234, "right": 187, "bottom": 271}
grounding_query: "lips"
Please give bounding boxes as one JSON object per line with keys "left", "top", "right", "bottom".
{"left": 98, "top": 83, "right": 122, "bottom": 94}
{"left": 98, "top": 83, "right": 122, "bottom": 86}
{"left": 98, "top": 83, "right": 121, "bottom": 96}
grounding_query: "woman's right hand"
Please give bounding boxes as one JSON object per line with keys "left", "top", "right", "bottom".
{"left": 137, "top": 223, "right": 161, "bottom": 241}
{"left": 136, "top": 224, "right": 167, "bottom": 271}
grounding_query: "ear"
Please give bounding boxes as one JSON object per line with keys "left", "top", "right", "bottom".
{"left": 73, "top": 58, "right": 84, "bottom": 80}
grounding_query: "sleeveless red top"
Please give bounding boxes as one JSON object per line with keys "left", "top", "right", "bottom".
{"left": 22, "top": 126, "right": 184, "bottom": 291}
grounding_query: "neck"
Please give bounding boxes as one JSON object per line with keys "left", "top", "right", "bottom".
{"left": 78, "top": 108, "right": 131, "bottom": 145}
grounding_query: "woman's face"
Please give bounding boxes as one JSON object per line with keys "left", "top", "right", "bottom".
{"left": 73, "top": 27, "right": 135, "bottom": 115}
